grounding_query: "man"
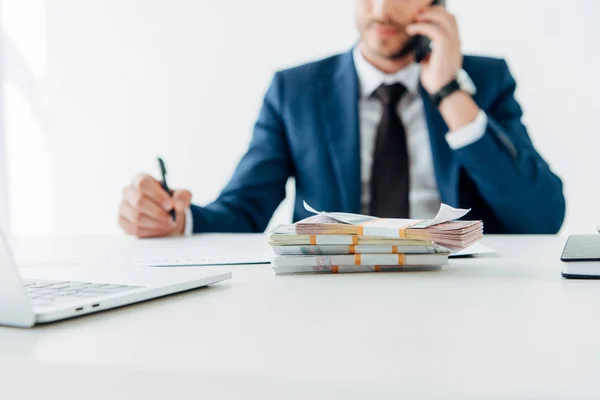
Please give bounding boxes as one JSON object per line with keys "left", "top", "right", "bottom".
{"left": 118, "top": 0, "right": 565, "bottom": 238}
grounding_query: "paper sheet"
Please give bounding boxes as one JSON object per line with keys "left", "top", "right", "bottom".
{"left": 303, "top": 201, "right": 471, "bottom": 228}
{"left": 13, "top": 233, "right": 494, "bottom": 267}
{"left": 14, "top": 233, "right": 272, "bottom": 267}
{"left": 449, "top": 242, "right": 496, "bottom": 258}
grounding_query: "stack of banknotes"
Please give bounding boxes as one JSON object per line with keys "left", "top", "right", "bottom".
{"left": 269, "top": 202, "right": 483, "bottom": 274}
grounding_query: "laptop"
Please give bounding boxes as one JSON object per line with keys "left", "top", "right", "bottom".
{"left": 0, "top": 227, "right": 232, "bottom": 328}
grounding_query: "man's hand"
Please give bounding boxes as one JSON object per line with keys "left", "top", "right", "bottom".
{"left": 407, "top": 5, "right": 480, "bottom": 132}
{"left": 118, "top": 175, "right": 192, "bottom": 238}
{"left": 406, "top": 5, "right": 462, "bottom": 94}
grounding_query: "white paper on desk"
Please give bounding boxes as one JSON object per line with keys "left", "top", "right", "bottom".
{"left": 14, "top": 234, "right": 272, "bottom": 267}
{"left": 449, "top": 242, "right": 496, "bottom": 258}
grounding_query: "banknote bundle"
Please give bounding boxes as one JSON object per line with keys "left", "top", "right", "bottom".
{"left": 269, "top": 202, "right": 484, "bottom": 274}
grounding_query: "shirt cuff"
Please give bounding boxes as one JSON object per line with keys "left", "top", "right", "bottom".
{"left": 183, "top": 207, "right": 194, "bottom": 236}
{"left": 445, "top": 110, "right": 488, "bottom": 150}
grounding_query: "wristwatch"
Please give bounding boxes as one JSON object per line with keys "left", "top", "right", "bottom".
{"left": 430, "top": 69, "right": 477, "bottom": 107}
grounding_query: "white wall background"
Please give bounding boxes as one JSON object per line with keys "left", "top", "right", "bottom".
{"left": 0, "top": 3, "right": 8, "bottom": 230}
{"left": 2, "top": 0, "right": 599, "bottom": 235}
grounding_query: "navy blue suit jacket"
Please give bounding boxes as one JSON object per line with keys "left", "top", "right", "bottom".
{"left": 191, "top": 50, "right": 566, "bottom": 234}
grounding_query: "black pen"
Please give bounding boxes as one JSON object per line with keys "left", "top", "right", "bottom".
{"left": 157, "top": 157, "right": 176, "bottom": 222}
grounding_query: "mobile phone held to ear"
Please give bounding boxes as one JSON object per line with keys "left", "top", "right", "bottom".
{"left": 411, "top": 0, "right": 446, "bottom": 63}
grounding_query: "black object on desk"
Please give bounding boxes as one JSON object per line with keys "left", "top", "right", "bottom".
{"left": 561, "top": 235, "right": 600, "bottom": 279}
{"left": 157, "top": 157, "right": 176, "bottom": 222}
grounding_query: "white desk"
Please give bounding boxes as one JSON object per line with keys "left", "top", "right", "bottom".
{"left": 2, "top": 235, "right": 598, "bottom": 399}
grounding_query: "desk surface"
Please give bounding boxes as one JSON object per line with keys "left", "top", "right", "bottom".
{"left": 2, "top": 235, "right": 598, "bottom": 399}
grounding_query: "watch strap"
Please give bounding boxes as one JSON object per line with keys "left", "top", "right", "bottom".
{"left": 430, "top": 79, "right": 461, "bottom": 107}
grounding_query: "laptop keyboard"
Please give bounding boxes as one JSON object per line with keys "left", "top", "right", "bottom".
{"left": 23, "top": 279, "right": 144, "bottom": 308}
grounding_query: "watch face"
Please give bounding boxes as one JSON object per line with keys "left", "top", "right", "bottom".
{"left": 457, "top": 69, "right": 477, "bottom": 95}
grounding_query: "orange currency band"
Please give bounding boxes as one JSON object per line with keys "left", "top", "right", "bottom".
{"left": 331, "top": 266, "right": 339, "bottom": 274}
{"left": 352, "top": 236, "right": 359, "bottom": 245}
{"left": 374, "top": 265, "right": 381, "bottom": 272}
{"left": 310, "top": 235, "right": 317, "bottom": 245}
{"left": 392, "top": 246, "right": 398, "bottom": 254}
{"left": 398, "top": 254, "right": 405, "bottom": 265}
{"left": 399, "top": 221, "right": 423, "bottom": 239}
{"left": 349, "top": 245, "right": 356, "bottom": 254}
{"left": 354, "top": 254, "right": 361, "bottom": 265}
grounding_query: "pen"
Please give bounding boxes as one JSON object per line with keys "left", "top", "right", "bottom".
{"left": 157, "top": 157, "right": 176, "bottom": 222}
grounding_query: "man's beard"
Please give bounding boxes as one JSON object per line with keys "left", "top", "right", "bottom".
{"left": 365, "top": 21, "right": 419, "bottom": 61}
{"left": 389, "top": 35, "right": 421, "bottom": 60}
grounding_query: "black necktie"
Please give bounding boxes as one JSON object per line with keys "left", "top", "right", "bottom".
{"left": 369, "top": 83, "right": 410, "bottom": 218}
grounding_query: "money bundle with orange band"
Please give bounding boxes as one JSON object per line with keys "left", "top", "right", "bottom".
{"left": 271, "top": 244, "right": 442, "bottom": 256}
{"left": 304, "top": 265, "right": 422, "bottom": 274}
{"left": 268, "top": 202, "right": 482, "bottom": 275}
{"left": 354, "top": 219, "right": 420, "bottom": 239}
{"left": 294, "top": 218, "right": 481, "bottom": 249}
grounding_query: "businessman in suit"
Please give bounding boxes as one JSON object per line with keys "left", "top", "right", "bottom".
{"left": 118, "top": 0, "right": 565, "bottom": 238}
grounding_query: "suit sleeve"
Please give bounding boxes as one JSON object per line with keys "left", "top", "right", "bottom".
{"left": 189, "top": 72, "right": 292, "bottom": 233}
{"left": 452, "top": 60, "right": 565, "bottom": 234}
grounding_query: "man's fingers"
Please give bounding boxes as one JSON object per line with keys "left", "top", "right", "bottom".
{"left": 172, "top": 190, "right": 193, "bottom": 212}
{"left": 168, "top": 207, "right": 186, "bottom": 237}
{"left": 123, "top": 185, "right": 173, "bottom": 224}
{"left": 416, "top": 7, "right": 457, "bottom": 36}
{"left": 133, "top": 174, "right": 173, "bottom": 211}
{"left": 406, "top": 22, "right": 446, "bottom": 43}
{"left": 167, "top": 190, "right": 192, "bottom": 236}
{"left": 120, "top": 201, "right": 173, "bottom": 231}
{"left": 119, "top": 176, "right": 192, "bottom": 238}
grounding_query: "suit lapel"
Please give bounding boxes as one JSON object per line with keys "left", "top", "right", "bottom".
{"left": 419, "top": 85, "right": 460, "bottom": 207}
{"left": 318, "top": 51, "right": 361, "bottom": 213}
{"left": 317, "top": 53, "right": 461, "bottom": 213}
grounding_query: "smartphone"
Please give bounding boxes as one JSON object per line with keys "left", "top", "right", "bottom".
{"left": 399, "top": 0, "right": 446, "bottom": 62}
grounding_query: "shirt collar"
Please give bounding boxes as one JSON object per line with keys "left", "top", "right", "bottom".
{"left": 352, "top": 46, "right": 421, "bottom": 98}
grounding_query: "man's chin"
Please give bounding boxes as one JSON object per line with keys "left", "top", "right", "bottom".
{"left": 365, "top": 39, "right": 410, "bottom": 61}
{"left": 372, "top": 45, "right": 409, "bottom": 60}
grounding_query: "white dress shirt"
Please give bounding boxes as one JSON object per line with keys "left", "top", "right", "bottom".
{"left": 184, "top": 49, "right": 488, "bottom": 234}
{"left": 352, "top": 46, "right": 487, "bottom": 218}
